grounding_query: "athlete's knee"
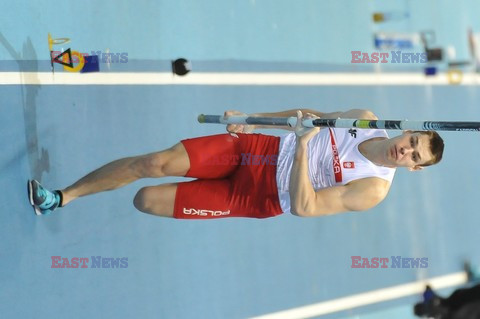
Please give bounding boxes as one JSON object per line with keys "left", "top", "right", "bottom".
{"left": 133, "top": 187, "right": 152, "bottom": 213}
{"left": 134, "top": 150, "right": 173, "bottom": 178}
{"left": 138, "top": 153, "right": 167, "bottom": 178}
{"left": 133, "top": 186, "right": 176, "bottom": 217}
{"left": 135, "top": 144, "right": 187, "bottom": 178}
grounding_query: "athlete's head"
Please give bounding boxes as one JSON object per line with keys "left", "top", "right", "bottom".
{"left": 383, "top": 130, "right": 444, "bottom": 170}
{"left": 414, "top": 131, "right": 444, "bottom": 167}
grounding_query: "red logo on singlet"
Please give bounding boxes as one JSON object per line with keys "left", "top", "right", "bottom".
{"left": 329, "top": 128, "right": 343, "bottom": 183}
{"left": 343, "top": 161, "right": 355, "bottom": 169}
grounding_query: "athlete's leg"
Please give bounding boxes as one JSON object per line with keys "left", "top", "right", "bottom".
{"left": 133, "top": 183, "right": 177, "bottom": 218}
{"left": 133, "top": 133, "right": 283, "bottom": 219}
{"left": 133, "top": 179, "right": 233, "bottom": 219}
{"left": 60, "top": 143, "right": 189, "bottom": 206}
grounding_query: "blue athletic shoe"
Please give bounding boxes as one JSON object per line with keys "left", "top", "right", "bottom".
{"left": 28, "top": 180, "right": 61, "bottom": 215}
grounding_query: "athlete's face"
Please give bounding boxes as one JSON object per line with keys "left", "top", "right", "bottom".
{"left": 383, "top": 131, "right": 434, "bottom": 170}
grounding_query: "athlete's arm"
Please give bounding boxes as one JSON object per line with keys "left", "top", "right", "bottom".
{"left": 288, "top": 109, "right": 385, "bottom": 216}
{"left": 251, "top": 109, "right": 377, "bottom": 121}
{"left": 251, "top": 108, "right": 378, "bottom": 130}
{"left": 290, "top": 175, "right": 390, "bottom": 217}
{"left": 249, "top": 109, "right": 340, "bottom": 131}
{"left": 225, "top": 109, "right": 377, "bottom": 133}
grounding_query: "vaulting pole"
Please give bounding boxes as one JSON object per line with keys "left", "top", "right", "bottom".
{"left": 198, "top": 114, "right": 480, "bottom": 132}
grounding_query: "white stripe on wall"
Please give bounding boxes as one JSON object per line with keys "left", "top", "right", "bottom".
{"left": 0, "top": 72, "right": 478, "bottom": 85}
{"left": 250, "top": 272, "right": 468, "bottom": 319}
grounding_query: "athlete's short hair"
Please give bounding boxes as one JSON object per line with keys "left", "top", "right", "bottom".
{"left": 414, "top": 131, "right": 444, "bottom": 167}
